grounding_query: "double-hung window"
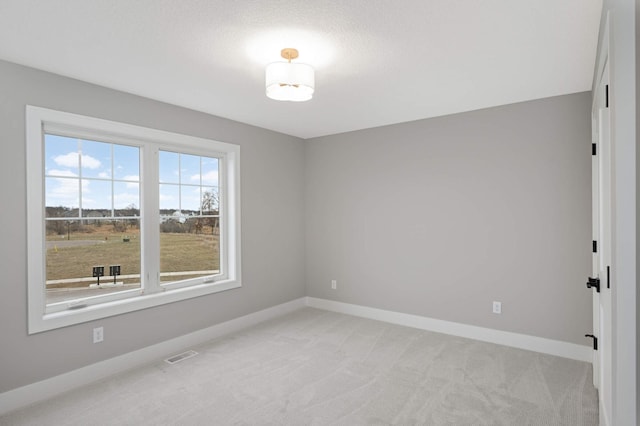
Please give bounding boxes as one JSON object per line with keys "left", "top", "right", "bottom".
{"left": 26, "top": 106, "right": 241, "bottom": 333}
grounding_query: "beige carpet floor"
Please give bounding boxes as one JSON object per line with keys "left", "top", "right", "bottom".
{"left": 1, "top": 308, "right": 598, "bottom": 425}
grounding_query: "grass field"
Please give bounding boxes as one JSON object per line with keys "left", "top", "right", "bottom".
{"left": 46, "top": 224, "right": 219, "bottom": 288}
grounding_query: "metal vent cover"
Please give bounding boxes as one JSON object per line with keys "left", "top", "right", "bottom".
{"left": 164, "top": 350, "right": 198, "bottom": 365}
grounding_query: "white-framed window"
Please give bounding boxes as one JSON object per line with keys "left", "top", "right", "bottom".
{"left": 26, "top": 106, "right": 241, "bottom": 333}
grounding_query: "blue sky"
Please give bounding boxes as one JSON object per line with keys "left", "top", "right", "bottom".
{"left": 45, "top": 135, "right": 219, "bottom": 214}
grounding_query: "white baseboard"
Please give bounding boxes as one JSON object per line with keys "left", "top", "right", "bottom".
{"left": 0, "top": 297, "right": 306, "bottom": 416}
{"left": 305, "top": 297, "right": 592, "bottom": 363}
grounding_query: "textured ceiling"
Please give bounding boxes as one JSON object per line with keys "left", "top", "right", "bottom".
{"left": 0, "top": 0, "right": 602, "bottom": 139}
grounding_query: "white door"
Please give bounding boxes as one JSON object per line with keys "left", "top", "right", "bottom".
{"left": 591, "top": 43, "right": 613, "bottom": 426}
{"left": 590, "top": 95, "right": 600, "bottom": 388}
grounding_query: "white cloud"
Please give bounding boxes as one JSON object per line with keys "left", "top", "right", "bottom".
{"left": 81, "top": 155, "right": 102, "bottom": 169}
{"left": 48, "top": 169, "right": 77, "bottom": 178}
{"left": 53, "top": 152, "right": 101, "bottom": 169}
{"left": 53, "top": 152, "right": 78, "bottom": 168}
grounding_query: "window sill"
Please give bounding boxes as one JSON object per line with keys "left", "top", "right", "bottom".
{"left": 31, "top": 279, "right": 242, "bottom": 334}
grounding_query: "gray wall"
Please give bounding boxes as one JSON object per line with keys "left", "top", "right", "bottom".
{"left": 0, "top": 60, "right": 306, "bottom": 393}
{"left": 305, "top": 93, "right": 593, "bottom": 345}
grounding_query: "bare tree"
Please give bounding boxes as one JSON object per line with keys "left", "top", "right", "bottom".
{"left": 201, "top": 189, "right": 219, "bottom": 235}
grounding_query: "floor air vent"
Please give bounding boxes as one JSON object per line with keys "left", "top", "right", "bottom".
{"left": 164, "top": 350, "right": 198, "bottom": 365}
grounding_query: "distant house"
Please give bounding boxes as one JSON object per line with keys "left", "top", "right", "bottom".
{"left": 85, "top": 211, "right": 106, "bottom": 224}
{"left": 160, "top": 210, "right": 188, "bottom": 224}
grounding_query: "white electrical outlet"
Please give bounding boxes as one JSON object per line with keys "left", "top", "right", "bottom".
{"left": 93, "top": 326, "right": 104, "bottom": 343}
{"left": 492, "top": 301, "right": 502, "bottom": 314}
{"left": 331, "top": 279, "right": 337, "bottom": 290}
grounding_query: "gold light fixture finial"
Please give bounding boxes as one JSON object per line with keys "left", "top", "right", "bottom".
{"left": 280, "top": 48, "right": 299, "bottom": 62}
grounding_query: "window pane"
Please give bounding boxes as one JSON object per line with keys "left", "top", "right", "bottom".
{"left": 202, "top": 187, "right": 219, "bottom": 213}
{"left": 181, "top": 154, "right": 201, "bottom": 184}
{"left": 114, "top": 181, "right": 139, "bottom": 213}
{"left": 81, "top": 179, "right": 112, "bottom": 216}
{"left": 159, "top": 223, "right": 220, "bottom": 284}
{"left": 45, "top": 219, "right": 141, "bottom": 305}
{"left": 201, "top": 157, "right": 219, "bottom": 186}
{"left": 45, "top": 177, "right": 79, "bottom": 215}
{"left": 113, "top": 144, "right": 139, "bottom": 181}
{"left": 44, "top": 137, "right": 142, "bottom": 306}
{"left": 181, "top": 185, "right": 201, "bottom": 212}
{"left": 80, "top": 139, "right": 111, "bottom": 179}
{"left": 159, "top": 151, "right": 221, "bottom": 286}
{"left": 45, "top": 134, "right": 79, "bottom": 176}
{"left": 159, "top": 150, "right": 179, "bottom": 183}
{"left": 160, "top": 183, "right": 180, "bottom": 212}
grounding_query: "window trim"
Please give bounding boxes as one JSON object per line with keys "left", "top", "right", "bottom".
{"left": 26, "top": 106, "right": 241, "bottom": 334}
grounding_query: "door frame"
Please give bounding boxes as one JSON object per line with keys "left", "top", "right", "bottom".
{"left": 590, "top": 11, "right": 613, "bottom": 426}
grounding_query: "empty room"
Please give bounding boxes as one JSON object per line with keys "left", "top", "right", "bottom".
{"left": 0, "top": 1, "right": 637, "bottom": 425}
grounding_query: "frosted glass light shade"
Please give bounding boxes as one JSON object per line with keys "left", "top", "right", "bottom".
{"left": 265, "top": 62, "right": 315, "bottom": 101}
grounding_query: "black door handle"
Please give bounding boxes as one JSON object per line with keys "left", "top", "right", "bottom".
{"left": 586, "top": 277, "right": 600, "bottom": 293}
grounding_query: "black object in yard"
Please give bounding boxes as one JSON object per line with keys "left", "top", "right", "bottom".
{"left": 92, "top": 266, "right": 105, "bottom": 285}
{"left": 109, "top": 265, "right": 121, "bottom": 285}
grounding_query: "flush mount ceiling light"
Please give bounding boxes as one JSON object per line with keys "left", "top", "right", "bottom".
{"left": 265, "top": 48, "right": 314, "bottom": 102}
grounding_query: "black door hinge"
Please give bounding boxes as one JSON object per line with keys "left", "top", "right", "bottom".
{"left": 585, "top": 334, "right": 598, "bottom": 350}
{"left": 587, "top": 277, "right": 600, "bottom": 293}
{"left": 592, "top": 240, "right": 598, "bottom": 253}
{"left": 592, "top": 143, "right": 596, "bottom": 155}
